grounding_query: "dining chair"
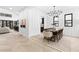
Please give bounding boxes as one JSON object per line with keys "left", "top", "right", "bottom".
{"left": 43, "top": 30, "right": 53, "bottom": 42}
{"left": 58, "top": 29, "right": 63, "bottom": 40}
{"left": 53, "top": 31, "right": 59, "bottom": 42}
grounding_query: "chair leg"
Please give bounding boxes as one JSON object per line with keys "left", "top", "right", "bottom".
{"left": 57, "top": 35, "right": 59, "bottom": 42}
{"left": 55, "top": 35, "right": 59, "bottom": 42}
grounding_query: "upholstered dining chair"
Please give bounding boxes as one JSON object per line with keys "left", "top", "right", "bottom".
{"left": 53, "top": 31, "right": 59, "bottom": 42}
{"left": 43, "top": 29, "right": 53, "bottom": 42}
{"left": 57, "top": 30, "right": 61, "bottom": 41}
{"left": 58, "top": 29, "right": 63, "bottom": 41}
{"left": 60, "top": 29, "right": 63, "bottom": 39}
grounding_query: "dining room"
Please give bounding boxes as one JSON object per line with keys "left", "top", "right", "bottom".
{"left": 28, "top": 6, "right": 79, "bottom": 52}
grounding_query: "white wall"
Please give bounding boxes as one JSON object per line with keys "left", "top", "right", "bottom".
{"left": 28, "top": 8, "right": 41, "bottom": 37}
{"left": 19, "top": 6, "right": 79, "bottom": 38}
{"left": 36, "top": 6, "right": 79, "bottom": 37}
{"left": 19, "top": 9, "right": 29, "bottom": 37}
{"left": 58, "top": 7, "right": 79, "bottom": 37}
{"left": 19, "top": 7, "right": 53, "bottom": 38}
{"left": 28, "top": 7, "right": 53, "bottom": 37}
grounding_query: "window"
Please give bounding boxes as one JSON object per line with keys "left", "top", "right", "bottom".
{"left": 53, "top": 16, "right": 59, "bottom": 27}
{"left": 64, "top": 13, "right": 73, "bottom": 27}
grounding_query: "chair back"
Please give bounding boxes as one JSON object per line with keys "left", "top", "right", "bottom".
{"left": 43, "top": 30, "right": 52, "bottom": 38}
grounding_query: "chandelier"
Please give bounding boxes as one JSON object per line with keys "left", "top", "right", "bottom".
{"left": 47, "top": 6, "right": 62, "bottom": 16}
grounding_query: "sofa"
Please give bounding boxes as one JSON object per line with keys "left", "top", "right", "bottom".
{"left": 0, "top": 27, "right": 9, "bottom": 34}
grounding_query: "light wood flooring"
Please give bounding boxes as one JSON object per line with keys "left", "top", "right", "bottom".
{"left": 0, "top": 30, "right": 79, "bottom": 52}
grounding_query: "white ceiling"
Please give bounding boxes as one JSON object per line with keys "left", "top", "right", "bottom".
{"left": 0, "top": 6, "right": 79, "bottom": 14}
{"left": 0, "top": 6, "right": 26, "bottom": 13}
{"left": 0, "top": 6, "right": 62, "bottom": 13}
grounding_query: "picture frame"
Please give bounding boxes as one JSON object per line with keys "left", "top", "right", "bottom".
{"left": 20, "top": 19, "right": 26, "bottom": 28}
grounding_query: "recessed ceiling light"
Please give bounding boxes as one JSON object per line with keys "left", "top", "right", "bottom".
{"left": 9, "top": 8, "right": 12, "bottom": 10}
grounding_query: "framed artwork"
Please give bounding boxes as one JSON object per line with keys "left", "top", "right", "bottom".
{"left": 20, "top": 20, "right": 23, "bottom": 27}
{"left": 64, "top": 13, "right": 73, "bottom": 27}
{"left": 20, "top": 19, "right": 26, "bottom": 28}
